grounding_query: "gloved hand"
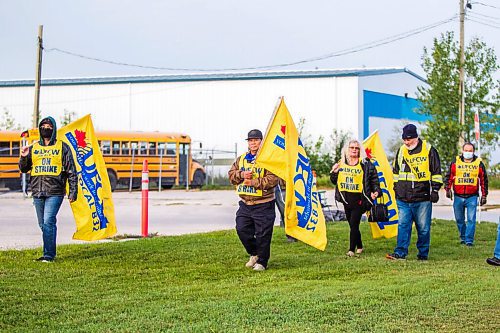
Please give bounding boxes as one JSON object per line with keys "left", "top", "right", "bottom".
{"left": 445, "top": 189, "right": 453, "bottom": 200}
{"left": 430, "top": 191, "right": 439, "bottom": 203}
{"left": 480, "top": 196, "right": 487, "bottom": 206}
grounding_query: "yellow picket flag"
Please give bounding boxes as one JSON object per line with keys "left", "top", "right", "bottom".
{"left": 256, "top": 97, "right": 327, "bottom": 251}
{"left": 58, "top": 115, "right": 117, "bottom": 240}
{"left": 363, "top": 131, "right": 398, "bottom": 239}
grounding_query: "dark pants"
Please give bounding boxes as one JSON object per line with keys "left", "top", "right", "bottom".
{"left": 236, "top": 200, "right": 276, "bottom": 268}
{"left": 343, "top": 203, "right": 364, "bottom": 252}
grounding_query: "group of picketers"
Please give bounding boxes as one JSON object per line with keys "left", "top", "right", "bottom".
{"left": 229, "top": 124, "right": 498, "bottom": 271}
{"left": 20, "top": 117, "right": 498, "bottom": 268}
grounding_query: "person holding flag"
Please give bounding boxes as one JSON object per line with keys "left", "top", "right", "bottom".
{"left": 386, "top": 124, "right": 443, "bottom": 261}
{"left": 19, "top": 117, "right": 78, "bottom": 263}
{"left": 330, "top": 139, "right": 381, "bottom": 257}
{"left": 444, "top": 142, "right": 488, "bottom": 246}
{"left": 228, "top": 129, "right": 279, "bottom": 271}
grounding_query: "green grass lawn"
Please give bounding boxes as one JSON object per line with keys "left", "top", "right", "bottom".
{"left": 1, "top": 220, "right": 499, "bottom": 333}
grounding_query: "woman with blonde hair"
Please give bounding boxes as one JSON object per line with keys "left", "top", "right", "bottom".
{"left": 330, "top": 139, "right": 381, "bottom": 257}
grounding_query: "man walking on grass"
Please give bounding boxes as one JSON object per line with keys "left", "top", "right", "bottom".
{"left": 19, "top": 117, "right": 78, "bottom": 263}
{"left": 228, "top": 129, "right": 278, "bottom": 271}
{"left": 444, "top": 142, "right": 488, "bottom": 247}
{"left": 386, "top": 124, "right": 443, "bottom": 261}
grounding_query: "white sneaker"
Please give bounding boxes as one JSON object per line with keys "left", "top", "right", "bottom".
{"left": 245, "top": 255, "right": 258, "bottom": 268}
{"left": 253, "top": 263, "right": 266, "bottom": 271}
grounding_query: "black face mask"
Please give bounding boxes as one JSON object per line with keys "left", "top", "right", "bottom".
{"left": 40, "top": 128, "right": 53, "bottom": 139}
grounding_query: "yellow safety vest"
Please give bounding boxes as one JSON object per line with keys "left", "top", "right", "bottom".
{"left": 396, "top": 140, "right": 442, "bottom": 183}
{"left": 236, "top": 155, "right": 264, "bottom": 197}
{"left": 31, "top": 141, "right": 63, "bottom": 177}
{"left": 455, "top": 156, "right": 481, "bottom": 186}
{"left": 337, "top": 161, "right": 364, "bottom": 193}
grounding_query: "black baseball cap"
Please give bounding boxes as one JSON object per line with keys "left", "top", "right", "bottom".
{"left": 246, "top": 129, "right": 263, "bottom": 140}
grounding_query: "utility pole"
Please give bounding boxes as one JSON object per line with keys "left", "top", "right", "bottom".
{"left": 32, "top": 25, "right": 43, "bottom": 129}
{"left": 458, "top": 0, "right": 466, "bottom": 148}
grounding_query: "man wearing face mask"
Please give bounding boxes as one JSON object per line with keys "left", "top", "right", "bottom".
{"left": 19, "top": 117, "right": 78, "bottom": 262}
{"left": 386, "top": 124, "right": 443, "bottom": 261}
{"left": 444, "top": 143, "right": 488, "bottom": 246}
{"left": 228, "top": 129, "right": 278, "bottom": 271}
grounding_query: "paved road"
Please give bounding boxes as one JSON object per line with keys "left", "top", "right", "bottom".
{"left": 1, "top": 189, "right": 498, "bottom": 250}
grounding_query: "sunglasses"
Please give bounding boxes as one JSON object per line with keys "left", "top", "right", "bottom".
{"left": 349, "top": 147, "right": 360, "bottom": 150}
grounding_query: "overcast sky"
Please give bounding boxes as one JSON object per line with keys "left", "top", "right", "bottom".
{"left": 0, "top": 0, "right": 498, "bottom": 80}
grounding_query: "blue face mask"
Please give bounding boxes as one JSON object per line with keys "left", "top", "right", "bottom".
{"left": 244, "top": 152, "right": 256, "bottom": 163}
{"left": 463, "top": 151, "right": 474, "bottom": 160}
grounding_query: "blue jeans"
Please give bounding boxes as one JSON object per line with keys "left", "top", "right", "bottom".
{"left": 494, "top": 223, "right": 500, "bottom": 259}
{"left": 394, "top": 200, "right": 432, "bottom": 258}
{"left": 33, "top": 196, "right": 64, "bottom": 260}
{"left": 453, "top": 195, "right": 478, "bottom": 245}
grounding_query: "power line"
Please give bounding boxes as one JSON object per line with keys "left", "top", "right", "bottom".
{"left": 466, "top": 17, "right": 500, "bottom": 29}
{"left": 467, "top": 12, "right": 500, "bottom": 24}
{"left": 44, "top": 15, "right": 458, "bottom": 72}
{"left": 472, "top": 2, "right": 500, "bottom": 10}
{"left": 468, "top": 11, "right": 500, "bottom": 20}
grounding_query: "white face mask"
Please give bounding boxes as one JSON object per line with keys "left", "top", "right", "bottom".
{"left": 463, "top": 151, "right": 474, "bottom": 160}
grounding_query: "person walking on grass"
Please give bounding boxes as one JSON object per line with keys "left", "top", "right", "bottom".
{"left": 486, "top": 223, "right": 500, "bottom": 266}
{"left": 444, "top": 142, "right": 488, "bottom": 247}
{"left": 386, "top": 124, "right": 443, "bottom": 261}
{"left": 19, "top": 117, "right": 78, "bottom": 263}
{"left": 228, "top": 129, "right": 278, "bottom": 271}
{"left": 330, "top": 139, "right": 380, "bottom": 257}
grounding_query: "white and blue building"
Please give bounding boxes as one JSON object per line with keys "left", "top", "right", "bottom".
{"left": 0, "top": 67, "right": 429, "bottom": 158}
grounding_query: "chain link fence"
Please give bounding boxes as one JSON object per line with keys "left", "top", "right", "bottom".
{"left": 192, "top": 146, "right": 238, "bottom": 186}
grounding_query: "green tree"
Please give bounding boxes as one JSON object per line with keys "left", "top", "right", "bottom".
{"left": 0, "top": 108, "right": 21, "bottom": 130}
{"left": 298, "top": 118, "right": 351, "bottom": 177}
{"left": 60, "top": 109, "right": 77, "bottom": 126}
{"left": 417, "top": 31, "right": 499, "bottom": 169}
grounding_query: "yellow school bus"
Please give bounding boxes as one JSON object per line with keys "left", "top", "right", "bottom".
{"left": 96, "top": 131, "right": 205, "bottom": 191}
{"left": 0, "top": 131, "right": 27, "bottom": 190}
{"left": 0, "top": 130, "right": 205, "bottom": 191}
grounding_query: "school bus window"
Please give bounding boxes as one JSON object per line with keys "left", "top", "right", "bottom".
{"left": 166, "top": 142, "right": 176, "bottom": 156}
{"left": 139, "top": 141, "right": 148, "bottom": 155}
{"left": 101, "top": 140, "right": 111, "bottom": 155}
{"left": 148, "top": 142, "right": 156, "bottom": 155}
{"left": 130, "top": 141, "right": 138, "bottom": 155}
{"left": 0, "top": 142, "right": 9, "bottom": 156}
{"left": 12, "top": 142, "right": 20, "bottom": 156}
{"left": 121, "top": 142, "right": 130, "bottom": 155}
{"left": 112, "top": 141, "right": 120, "bottom": 155}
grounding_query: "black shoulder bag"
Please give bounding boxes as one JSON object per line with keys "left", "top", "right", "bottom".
{"left": 368, "top": 194, "right": 389, "bottom": 222}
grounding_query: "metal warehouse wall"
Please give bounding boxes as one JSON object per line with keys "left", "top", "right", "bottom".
{"left": 0, "top": 76, "right": 360, "bottom": 156}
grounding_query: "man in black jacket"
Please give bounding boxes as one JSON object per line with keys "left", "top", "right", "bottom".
{"left": 386, "top": 124, "right": 442, "bottom": 261}
{"left": 19, "top": 117, "right": 78, "bottom": 262}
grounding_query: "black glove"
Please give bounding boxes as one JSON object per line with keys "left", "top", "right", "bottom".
{"left": 445, "top": 189, "right": 453, "bottom": 200}
{"left": 430, "top": 191, "right": 439, "bottom": 203}
{"left": 480, "top": 196, "right": 487, "bottom": 206}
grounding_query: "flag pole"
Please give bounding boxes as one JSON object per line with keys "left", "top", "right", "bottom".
{"left": 475, "top": 110, "right": 481, "bottom": 224}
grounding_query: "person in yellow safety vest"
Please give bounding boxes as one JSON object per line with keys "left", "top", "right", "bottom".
{"left": 19, "top": 117, "right": 78, "bottom": 263}
{"left": 228, "top": 129, "right": 279, "bottom": 271}
{"left": 386, "top": 124, "right": 443, "bottom": 261}
{"left": 444, "top": 142, "right": 488, "bottom": 246}
{"left": 330, "top": 139, "right": 381, "bottom": 257}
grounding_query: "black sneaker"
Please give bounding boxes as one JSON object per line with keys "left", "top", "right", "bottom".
{"left": 417, "top": 255, "right": 428, "bottom": 261}
{"left": 386, "top": 253, "right": 406, "bottom": 260}
{"left": 41, "top": 257, "right": 54, "bottom": 263}
{"left": 465, "top": 243, "right": 474, "bottom": 247}
{"left": 460, "top": 240, "right": 466, "bottom": 245}
{"left": 34, "top": 256, "right": 46, "bottom": 262}
{"left": 486, "top": 257, "right": 500, "bottom": 266}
